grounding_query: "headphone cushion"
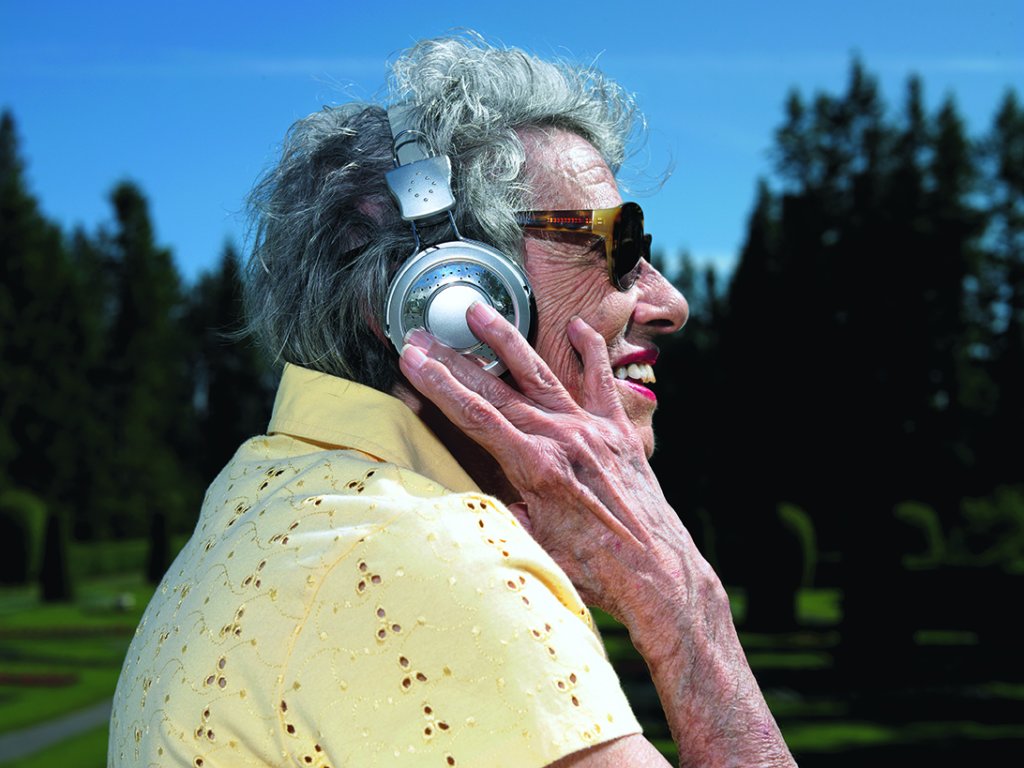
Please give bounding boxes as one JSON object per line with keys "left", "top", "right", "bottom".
{"left": 384, "top": 240, "right": 532, "bottom": 374}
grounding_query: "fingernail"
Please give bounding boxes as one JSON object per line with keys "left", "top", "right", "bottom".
{"left": 404, "top": 327, "right": 433, "bottom": 347}
{"left": 400, "top": 343, "right": 427, "bottom": 369}
{"left": 469, "top": 300, "right": 499, "bottom": 323}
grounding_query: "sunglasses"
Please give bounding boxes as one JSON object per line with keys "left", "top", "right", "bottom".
{"left": 514, "top": 202, "right": 652, "bottom": 290}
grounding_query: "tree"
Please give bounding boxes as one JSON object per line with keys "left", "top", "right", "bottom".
{"left": 98, "top": 182, "right": 196, "bottom": 538}
{"left": 651, "top": 250, "right": 726, "bottom": 572}
{"left": 183, "top": 244, "right": 277, "bottom": 489}
{"left": 977, "top": 91, "right": 1024, "bottom": 488}
{"left": 39, "top": 510, "right": 72, "bottom": 602}
{"left": 719, "top": 59, "right": 1024, "bottom": 680}
{"left": 0, "top": 110, "right": 104, "bottom": 527}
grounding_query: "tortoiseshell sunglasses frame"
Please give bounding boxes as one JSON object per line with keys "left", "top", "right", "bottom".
{"left": 514, "top": 202, "right": 652, "bottom": 290}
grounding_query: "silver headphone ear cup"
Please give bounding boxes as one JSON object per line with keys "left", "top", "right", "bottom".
{"left": 384, "top": 240, "right": 532, "bottom": 374}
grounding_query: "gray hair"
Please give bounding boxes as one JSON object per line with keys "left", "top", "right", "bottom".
{"left": 243, "top": 33, "right": 643, "bottom": 391}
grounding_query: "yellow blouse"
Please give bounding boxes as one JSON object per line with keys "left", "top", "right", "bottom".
{"left": 109, "top": 364, "right": 641, "bottom": 767}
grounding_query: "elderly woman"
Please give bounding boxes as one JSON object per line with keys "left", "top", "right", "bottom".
{"left": 110, "top": 36, "right": 794, "bottom": 768}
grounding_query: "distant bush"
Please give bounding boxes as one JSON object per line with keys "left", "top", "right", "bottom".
{"left": 951, "top": 485, "right": 1024, "bottom": 573}
{"left": 778, "top": 503, "right": 817, "bottom": 588}
{"left": 893, "top": 489, "right": 1024, "bottom": 573}
{"left": 69, "top": 538, "right": 149, "bottom": 578}
{"left": 0, "top": 489, "right": 47, "bottom": 584}
{"left": 68, "top": 535, "right": 189, "bottom": 579}
{"left": 893, "top": 501, "right": 945, "bottom": 569}
{"left": 40, "top": 510, "right": 73, "bottom": 602}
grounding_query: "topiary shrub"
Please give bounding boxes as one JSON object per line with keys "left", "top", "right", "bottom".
{"left": 0, "top": 488, "right": 46, "bottom": 584}
{"left": 893, "top": 501, "right": 945, "bottom": 569}
{"left": 954, "top": 485, "right": 1024, "bottom": 572}
{"left": 778, "top": 502, "right": 818, "bottom": 589}
{"left": 40, "top": 510, "right": 73, "bottom": 602}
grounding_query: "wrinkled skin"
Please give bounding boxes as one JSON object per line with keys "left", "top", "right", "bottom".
{"left": 515, "top": 129, "right": 689, "bottom": 459}
{"left": 403, "top": 309, "right": 693, "bottom": 620}
{"left": 397, "top": 130, "right": 795, "bottom": 768}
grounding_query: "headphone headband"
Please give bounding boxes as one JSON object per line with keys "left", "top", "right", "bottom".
{"left": 387, "top": 105, "right": 431, "bottom": 165}
{"left": 381, "top": 104, "right": 533, "bottom": 375}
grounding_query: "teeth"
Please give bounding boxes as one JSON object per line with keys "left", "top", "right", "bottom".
{"left": 612, "top": 363, "right": 656, "bottom": 384}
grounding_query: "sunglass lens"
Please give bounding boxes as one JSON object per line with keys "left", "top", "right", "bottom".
{"left": 613, "top": 204, "right": 648, "bottom": 289}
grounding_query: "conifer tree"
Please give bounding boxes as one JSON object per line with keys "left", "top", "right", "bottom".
{"left": 0, "top": 110, "right": 102, "bottom": 523}
{"left": 650, "top": 251, "right": 724, "bottom": 570}
{"left": 99, "top": 182, "right": 195, "bottom": 538}
{"left": 978, "top": 91, "right": 1024, "bottom": 487}
{"left": 724, "top": 61, "right": 1001, "bottom": 668}
{"left": 39, "top": 509, "right": 72, "bottom": 602}
{"left": 65, "top": 226, "right": 117, "bottom": 538}
{"left": 183, "top": 243, "right": 276, "bottom": 489}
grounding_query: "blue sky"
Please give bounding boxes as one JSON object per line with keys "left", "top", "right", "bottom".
{"left": 1, "top": 1, "right": 1021, "bottom": 284}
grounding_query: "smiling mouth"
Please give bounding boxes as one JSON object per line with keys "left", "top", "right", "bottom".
{"left": 612, "top": 362, "right": 656, "bottom": 384}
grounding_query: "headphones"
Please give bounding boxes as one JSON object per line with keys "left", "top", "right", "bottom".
{"left": 382, "top": 105, "right": 532, "bottom": 375}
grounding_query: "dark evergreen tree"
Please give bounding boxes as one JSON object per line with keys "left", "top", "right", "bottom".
{"left": 99, "top": 182, "right": 196, "bottom": 538}
{"left": 651, "top": 250, "right": 725, "bottom": 572}
{"left": 65, "top": 226, "right": 118, "bottom": 538}
{"left": 0, "top": 110, "right": 67, "bottom": 488}
{"left": 183, "top": 243, "right": 277, "bottom": 490}
{"left": 39, "top": 510, "right": 72, "bottom": 602}
{"left": 718, "top": 62, "right": 894, "bottom": 630}
{"left": 724, "top": 61, "right": 1003, "bottom": 672}
{"left": 720, "top": 178, "right": 806, "bottom": 629}
{"left": 978, "top": 91, "right": 1024, "bottom": 488}
{"left": 0, "top": 110, "right": 105, "bottom": 527}
{"left": 146, "top": 507, "right": 170, "bottom": 585}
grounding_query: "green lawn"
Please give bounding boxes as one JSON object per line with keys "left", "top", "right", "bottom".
{"left": 0, "top": 574, "right": 154, "bottom": 735}
{"left": 782, "top": 720, "right": 1024, "bottom": 754}
{"left": 594, "top": 588, "right": 1024, "bottom": 762}
{"left": 0, "top": 723, "right": 108, "bottom": 768}
{"left": 3, "top": 573, "right": 1022, "bottom": 765}
{"left": 0, "top": 667, "right": 120, "bottom": 733}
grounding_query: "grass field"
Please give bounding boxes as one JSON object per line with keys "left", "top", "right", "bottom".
{"left": 0, "top": 573, "right": 148, "bottom": 739}
{"left": 2, "top": 562, "right": 1023, "bottom": 765}
{"left": 0, "top": 723, "right": 108, "bottom": 768}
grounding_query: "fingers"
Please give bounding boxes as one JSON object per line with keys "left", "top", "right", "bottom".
{"left": 399, "top": 340, "right": 533, "bottom": 466}
{"left": 465, "top": 302, "right": 578, "bottom": 413}
{"left": 567, "top": 316, "right": 622, "bottom": 417}
{"left": 506, "top": 502, "right": 533, "bottom": 535}
{"left": 405, "top": 327, "right": 529, "bottom": 415}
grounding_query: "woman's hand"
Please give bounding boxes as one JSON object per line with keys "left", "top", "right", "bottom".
{"left": 399, "top": 301, "right": 797, "bottom": 768}
{"left": 398, "top": 301, "right": 708, "bottom": 626}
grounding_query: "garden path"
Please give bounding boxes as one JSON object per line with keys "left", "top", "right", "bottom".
{"left": 0, "top": 697, "right": 112, "bottom": 762}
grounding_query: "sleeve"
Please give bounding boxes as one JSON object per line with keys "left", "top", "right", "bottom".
{"left": 276, "top": 483, "right": 643, "bottom": 768}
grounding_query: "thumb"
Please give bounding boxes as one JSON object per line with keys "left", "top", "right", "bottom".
{"left": 507, "top": 502, "right": 533, "bottom": 536}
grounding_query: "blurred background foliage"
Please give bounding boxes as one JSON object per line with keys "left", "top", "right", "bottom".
{"left": 1, "top": 59, "right": 1022, "bottom": 764}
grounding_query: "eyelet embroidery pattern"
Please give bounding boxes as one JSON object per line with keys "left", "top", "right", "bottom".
{"left": 109, "top": 429, "right": 640, "bottom": 767}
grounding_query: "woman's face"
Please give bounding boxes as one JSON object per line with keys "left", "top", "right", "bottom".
{"left": 519, "top": 129, "right": 689, "bottom": 457}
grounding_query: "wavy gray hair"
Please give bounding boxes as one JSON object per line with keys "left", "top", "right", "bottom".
{"left": 243, "top": 34, "right": 643, "bottom": 391}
